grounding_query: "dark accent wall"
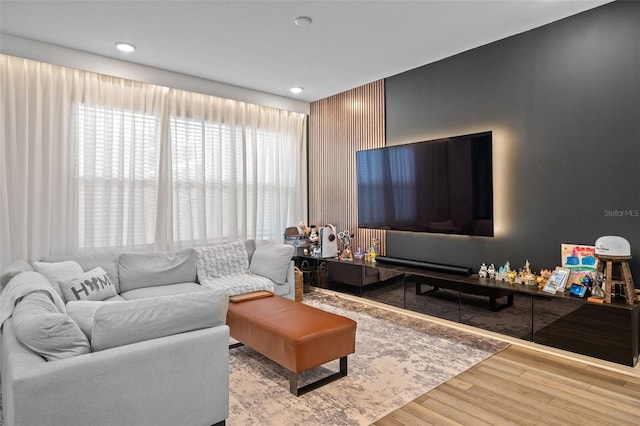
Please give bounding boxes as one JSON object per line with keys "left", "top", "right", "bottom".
{"left": 384, "top": 1, "right": 640, "bottom": 280}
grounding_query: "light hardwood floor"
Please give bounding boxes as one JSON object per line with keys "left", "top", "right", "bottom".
{"left": 373, "top": 345, "right": 640, "bottom": 425}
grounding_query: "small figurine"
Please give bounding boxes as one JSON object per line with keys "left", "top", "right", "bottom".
{"left": 366, "top": 246, "right": 377, "bottom": 262}
{"left": 296, "top": 221, "right": 311, "bottom": 236}
{"left": 487, "top": 264, "right": 496, "bottom": 279}
{"left": 338, "top": 229, "right": 355, "bottom": 261}
{"left": 308, "top": 225, "right": 319, "bottom": 254}
{"left": 515, "top": 268, "right": 523, "bottom": 284}
{"left": 591, "top": 273, "right": 605, "bottom": 298}
{"left": 370, "top": 237, "right": 379, "bottom": 255}
{"left": 340, "top": 245, "right": 354, "bottom": 261}
{"left": 478, "top": 263, "right": 488, "bottom": 278}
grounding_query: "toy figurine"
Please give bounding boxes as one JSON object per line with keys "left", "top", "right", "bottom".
{"left": 338, "top": 230, "right": 355, "bottom": 261}
{"left": 487, "top": 264, "right": 496, "bottom": 279}
{"left": 308, "top": 225, "right": 319, "bottom": 253}
{"left": 366, "top": 246, "right": 377, "bottom": 262}
{"left": 370, "top": 237, "right": 379, "bottom": 255}
{"left": 478, "top": 263, "right": 488, "bottom": 278}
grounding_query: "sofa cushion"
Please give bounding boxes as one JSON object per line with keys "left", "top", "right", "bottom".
{"left": 12, "top": 291, "right": 91, "bottom": 361}
{"left": 195, "top": 241, "right": 249, "bottom": 279}
{"left": 59, "top": 267, "right": 118, "bottom": 302}
{"left": 120, "top": 282, "right": 207, "bottom": 301}
{"left": 66, "top": 300, "right": 104, "bottom": 339}
{"left": 250, "top": 240, "right": 294, "bottom": 285}
{"left": 41, "top": 251, "right": 120, "bottom": 293}
{"left": 90, "top": 290, "right": 228, "bottom": 351}
{"left": 118, "top": 249, "right": 197, "bottom": 293}
{"left": 33, "top": 260, "right": 84, "bottom": 298}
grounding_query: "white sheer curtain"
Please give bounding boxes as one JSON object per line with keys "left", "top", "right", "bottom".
{"left": 73, "top": 75, "right": 168, "bottom": 251}
{"left": 0, "top": 55, "right": 307, "bottom": 269}
{"left": 168, "top": 92, "right": 307, "bottom": 247}
{"left": 1, "top": 57, "right": 77, "bottom": 265}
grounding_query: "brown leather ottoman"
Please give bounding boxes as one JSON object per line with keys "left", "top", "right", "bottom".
{"left": 226, "top": 293, "right": 357, "bottom": 396}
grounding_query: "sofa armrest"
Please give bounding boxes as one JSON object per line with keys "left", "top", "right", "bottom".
{"left": 2, "top": 320, "right": 229, "bottom": 426}
{"left": 0, "top": 260, "right": 33, "bottom": 290}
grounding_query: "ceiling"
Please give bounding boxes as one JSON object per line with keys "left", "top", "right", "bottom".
{"left": 0, "top": 0, "right": 614, "bottom": 103}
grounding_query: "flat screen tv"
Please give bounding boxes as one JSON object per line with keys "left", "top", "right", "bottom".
{"left": 356, "top": 131, "right": 493, "bottom": 237}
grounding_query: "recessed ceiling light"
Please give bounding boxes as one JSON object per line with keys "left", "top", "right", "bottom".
{"left": 294, "top": 16, "right": 312, "bottom": 27}
{"left": 290, "top": 87, "right": 304, "bottom": 94}
{"left": 115, "top": 41, "right": 136, "bottom": 53}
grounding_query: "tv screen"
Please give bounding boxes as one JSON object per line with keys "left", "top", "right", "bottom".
{"left": 356, "top": 131, "right": 493, "bottom": 237}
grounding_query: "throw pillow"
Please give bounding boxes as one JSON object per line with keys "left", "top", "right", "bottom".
{"left": 195, "top": 241, "right": 249, "bottom": 279}
{"left": 59, "top": 267, "right": 118, "bottom": 302}
{"left": 91, "top": 290, "right": 228, "bottom": 351}
{"left": 40, "top": 252, "right": 120, "bottom": 293}
{"left": 117, "top": 249, "right": 197, "bottom": 293}
{"left": 33, "top": 260, "right": 84, "bottom": 298}
{"left": 66, "top": 300, "right": 107, "bottom": 339}
{"left": 250, "top": 241, "right": 294, "bottom": 285}
{"left": 12, "top": 291, "right": 91, "bottom": 361}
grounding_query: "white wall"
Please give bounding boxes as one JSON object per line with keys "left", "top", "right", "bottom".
{"left": 0, "top": 34, "right": 310, "bottom": 115}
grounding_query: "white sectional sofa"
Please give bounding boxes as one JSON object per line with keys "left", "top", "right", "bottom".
{"left": 0, "top": 239, "right": 295, "bottom": 426}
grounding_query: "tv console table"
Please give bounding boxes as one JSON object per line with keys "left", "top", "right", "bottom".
{"left": 412, "top": 271, "right": 515, "bottom": 311}
{"left": 295, "top": 255, "right": 639, "bottom": 367}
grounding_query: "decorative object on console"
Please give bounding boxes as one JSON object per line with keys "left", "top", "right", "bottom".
{"left": 365, "top": 237, "right": 380, "bottom": 262}
{"left": 538, "top": 269, "right": 552, "bottom": 286}
{"left": 590, "top": 271, "right": 606, "bottom": 299}
{"left": 478, "top": 263, "right": 488, "bottom": 278}
{"left": 522, "top": 260, "right": 537, "bottom": 286}
{"left": 284, "top": 225, "right": 309, "bottom": 256}
{"left": 308, "top": 225, "right": 319, "bottom": 248}
{"left": 296, "top": 221, "right": 311, "bottom": 236}
{"left": 595, "top": 235, "right": 631, "bottom": 257}
{"left": 561, "top": 243, "right": 597, "bottom": 272}
{"left": 569, "top": 283, "right": 588, "bottom": 298}
{"left": 542, "top": 267, "right": 570, "bottom": 294}
{"left": 594, "top": 235, "right": 635, "bottom": 305}
{"left": 497, "top": 261, "right": 511, "bottom": 282}
{"left": 319, "top": 224, "right": 338, "bottom": 258}
{"left": 338, "top": 229, "right": 355, "bottom": 261}
{"left": 487, "top": 264, "right": 496, "bottom": 279}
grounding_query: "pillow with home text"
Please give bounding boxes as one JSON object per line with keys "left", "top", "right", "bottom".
{"left": 59, "top": 267, "right": 118, "bottom": 302}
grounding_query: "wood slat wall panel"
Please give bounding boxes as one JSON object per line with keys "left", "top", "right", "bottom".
{"left": 309, "top": 80, "right": 387, "bottom": 254}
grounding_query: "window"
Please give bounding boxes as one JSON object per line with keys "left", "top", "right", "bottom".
{"left": 75, "top": 104, "right": 159, "bottom": 249}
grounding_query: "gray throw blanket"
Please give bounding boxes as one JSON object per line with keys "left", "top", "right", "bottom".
{"left": 0, "top": 271, "right": 66, "bottom": 329}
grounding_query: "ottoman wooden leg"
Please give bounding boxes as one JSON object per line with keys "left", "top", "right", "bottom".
{"left": 289, "top": 356, "right": 348, "bottom": 396}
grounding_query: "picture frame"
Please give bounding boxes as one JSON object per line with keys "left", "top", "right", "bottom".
{"left": 543, "top": 267, "right": 571, "bottom": 294}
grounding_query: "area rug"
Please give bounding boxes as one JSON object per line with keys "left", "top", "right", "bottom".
{"left": 228, "top": 290, "right": 508, "bottom": 425}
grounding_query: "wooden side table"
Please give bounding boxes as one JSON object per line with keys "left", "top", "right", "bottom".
{"left": 597, "top": 255, "right": 635, "bottom": 305}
